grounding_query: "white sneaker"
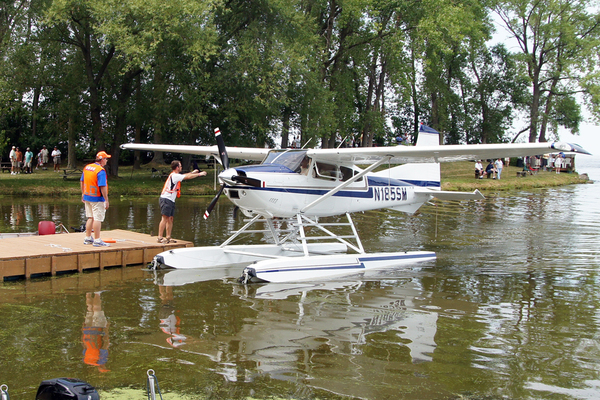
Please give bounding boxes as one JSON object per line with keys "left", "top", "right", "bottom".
{"left": 83, "top": 237, "right": 94, "bottom": 245}
{"left": 93, "top": 239, "right": 110, "bottom": 247}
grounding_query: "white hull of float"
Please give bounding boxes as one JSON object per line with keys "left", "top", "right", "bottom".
{"left": 150, "top": 213, "right": 436, "bottom": 283}
{"left": 152, "top": 242, "right": 348, "bottom": 270}
{"left": 152, "top": 244, "right": 435, "bottom": 283}
{"left": 240, "top": 251, "right": 436, "bottom": 283}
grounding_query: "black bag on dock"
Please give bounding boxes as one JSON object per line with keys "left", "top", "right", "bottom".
{"left": 35, "top": 378, "right": 99, "bottom": 400}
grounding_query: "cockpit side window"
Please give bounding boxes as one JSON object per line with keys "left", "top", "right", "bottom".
{"left": 315, "top": 162, "right": 339, "bottom": 180}
{"left": 340, "top": 166, "right": 361, "bottom": 182}
{"left": 262, "top": 150, "right": 307, "bottom": 172}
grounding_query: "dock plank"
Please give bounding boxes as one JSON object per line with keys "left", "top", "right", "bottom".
{"left": 0, "top": 229, "right": 192, "bottom": 280}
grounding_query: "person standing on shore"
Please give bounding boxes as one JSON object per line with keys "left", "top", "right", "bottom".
{"left": 81, "top": 151, "right": 111, "bottom": 247}
{"left": 52, "top": 146, "right": 61, "bottom": 172}
{"left": 24, "top": 147, "right": 33, "bottom": 174}
{"left": 15, "top": 147, "right": 23, "bottom": 173}
{"left": 40, "top": 145, "right": 49, "bottom": 169}
{"left": 494, "top": 158, "right": 504, "bottom": 180}
{"left": 555, "top": 153, "right": 563, "bottom": 174}
{"left": 36, "top": 149, "right": 43, "bottom": 170}
{"left": 9, "top": 146, "right": 17, "bottom": 175}
{"left": 157, "top": 160, "right": 206, "bottom": 244}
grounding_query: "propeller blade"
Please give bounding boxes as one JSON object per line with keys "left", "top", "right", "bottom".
{"left": 232, "top": 175, "right": 262, "bottom": 187}
{"left": 214, "top": 127, "right": 229, "bottom": 170}
{"left": 204, "top": 185, "right": 225, "bottom": 219}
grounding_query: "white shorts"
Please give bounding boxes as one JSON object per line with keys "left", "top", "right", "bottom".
{"left": 84, "top": 201, "right": 106, "bottom": 222}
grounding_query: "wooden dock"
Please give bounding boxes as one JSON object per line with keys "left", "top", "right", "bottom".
{"left": 0, "top": 229, "right": 192, "bottom": 280}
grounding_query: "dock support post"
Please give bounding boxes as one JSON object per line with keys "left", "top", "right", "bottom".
{"left": 51, "top": 256, "right": 57, "bottom": 276}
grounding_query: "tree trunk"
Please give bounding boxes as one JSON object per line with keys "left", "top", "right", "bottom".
{"left": 72, "top": 16, "right": 115, "bottom": 149}
{"left": 281, "top": 106, "right": 291, "bottom": 148}
{"left": 67, "top": 115, "right": 76, "bottom": 169}
{"left": 133, "top": 74, "right": 143, "bottom": 170}
{"left": 109, "top": 69, "right": 143, "bottom": 177}
{"left": 150, "top": 66, "right": 165, "bottom": 165}
{"left": 32, "top": 86, "right": 40, "bottom": 138}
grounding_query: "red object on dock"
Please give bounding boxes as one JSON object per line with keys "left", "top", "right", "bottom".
{"left": 38, "top": 221, "right": 56, "bottom": 235}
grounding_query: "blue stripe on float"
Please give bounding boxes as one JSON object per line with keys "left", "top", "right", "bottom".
{"left": 258, "top": 253, "right": 435, "bottom": 275}
{"left": 260, "top": 263, "right": 365, "bottom": 274}
{"left": 358, "top": 253, "right": 436, "bottom": 262}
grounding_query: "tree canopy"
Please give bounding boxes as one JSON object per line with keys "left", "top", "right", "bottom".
{"left": 1, "top": 0, "right": 599, "bottom": 174}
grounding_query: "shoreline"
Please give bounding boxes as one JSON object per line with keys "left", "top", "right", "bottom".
{"left": 0, "top": 161, "right": 591, "bottom": 197}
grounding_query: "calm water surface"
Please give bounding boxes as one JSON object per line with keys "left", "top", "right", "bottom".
{"left": 1, "top": 159, "right": 600, "bottom": 399}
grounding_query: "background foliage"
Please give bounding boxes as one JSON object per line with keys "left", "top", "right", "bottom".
{"left": 1, "top": 0, "right": 599, "bottom": 175}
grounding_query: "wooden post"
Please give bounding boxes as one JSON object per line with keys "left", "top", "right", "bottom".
{"left": 51, "top": 256, "right": 57, "bottom": 276}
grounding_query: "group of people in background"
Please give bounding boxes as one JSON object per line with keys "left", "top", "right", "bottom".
{"left": 8, "top": 146, "right": 33, "bottom": 175}
{"left": 475, "top": 153, "right": 568, "bottom": 179}
{"left": 522, "top": 154, "right": 568, "bottom": 174}
{"left": 475, "top": 158, "right": 505, "bottom": 180}
{"left": 7, "top": 145, "right": 61, "bottom": 174}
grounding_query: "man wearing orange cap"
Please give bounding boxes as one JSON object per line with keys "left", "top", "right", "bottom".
{"left": 81, "top": 151, "right": 111, "bottom": 246}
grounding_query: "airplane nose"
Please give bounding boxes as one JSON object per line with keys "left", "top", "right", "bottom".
{"left": 218, "top": 168, "right": 238, "bottom": 185}
{"left": 218, "top": 168, "right": 263, "bottom": 188}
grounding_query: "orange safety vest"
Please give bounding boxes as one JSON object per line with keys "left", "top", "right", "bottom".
{"left": 82, "top": 163, "right": 106, "bottom": 198}
{"left": 162, "top": 173, "right": 181, "bottom": 198}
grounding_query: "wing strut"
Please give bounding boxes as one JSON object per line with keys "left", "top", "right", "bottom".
{"left": 300, "top": 156, "right": 392, "bottom": 213}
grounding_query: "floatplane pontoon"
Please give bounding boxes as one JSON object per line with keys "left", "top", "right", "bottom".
{"left": 122, "top": 125, "right": 591, "bottom": 283}
{"left": 151, "top": 212, "right": 436, "bottom": 283}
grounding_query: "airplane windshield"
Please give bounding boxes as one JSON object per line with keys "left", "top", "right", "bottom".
{"left": 262, "top": 150, "right": 308, "bottom": 172}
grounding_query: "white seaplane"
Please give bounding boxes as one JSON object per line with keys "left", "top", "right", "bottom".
{"left": 121, "top": 126, "right": 590, "bottom": 283}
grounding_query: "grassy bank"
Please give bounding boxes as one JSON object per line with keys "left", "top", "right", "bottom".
{"left": 440, "top": 161, "right": 590, "bottom": 191}
{"left": 0, "top": 164, "right": 218, "bottom": 197}
{"left": 0, "top": 161, "right": 590, "bottom": 197}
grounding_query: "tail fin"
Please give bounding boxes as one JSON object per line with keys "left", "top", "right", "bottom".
{"left": 374, "top": 125, "right": 441, "bottom": 189}
{"left": 416, "top": 124, "right": 441, "bottom": 146}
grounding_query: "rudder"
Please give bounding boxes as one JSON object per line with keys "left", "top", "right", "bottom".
{"left": 375, "top": 125, "right": 441, "bottom": 188}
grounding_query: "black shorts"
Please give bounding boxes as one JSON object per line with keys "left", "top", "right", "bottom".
{"left": 159, "top": 197, "right": 176, "bottom": 217}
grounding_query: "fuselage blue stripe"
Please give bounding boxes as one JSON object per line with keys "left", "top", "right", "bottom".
{"left": 226, "top": 177, "right": 440, "bottom": 198}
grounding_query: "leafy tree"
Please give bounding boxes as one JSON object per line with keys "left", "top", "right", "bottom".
{"left": 494, "top": 0, "right": 600, "bottom": 142}
{"left": 467, "top": 44, "right": 528, "bottom": 144}
{"left": 41, "top": 0, "right": 220, "bottom": 174}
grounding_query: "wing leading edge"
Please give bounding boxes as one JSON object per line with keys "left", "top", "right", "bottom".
{"left": 308, "top": 142, "right": 591, "bottom": 165}
{"left": 121, "top": 140, "right": 590, "bottom": 165}
{"left": 119, "top": 143, "right": 269, "bottom": 162}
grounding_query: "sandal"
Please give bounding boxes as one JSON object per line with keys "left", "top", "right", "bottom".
{"left": 157, "top": 237, "right": 166, "bottom": 243}
{"left": 165, "top": 238, "right": 177, "bottom": 244}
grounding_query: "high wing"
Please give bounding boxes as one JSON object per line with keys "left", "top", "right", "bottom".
{"left": 307, "top": 142, "right": 591, "bottom": 164}
{"left": 120, "top": 143, "right": 269, "bottom": 163}
{"left": 121, "top": 140, "right": 591, "bottom": 166}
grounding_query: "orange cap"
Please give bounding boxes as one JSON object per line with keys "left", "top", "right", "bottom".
{"left": 96, "top": 151, "right": 111, "bottom": 160}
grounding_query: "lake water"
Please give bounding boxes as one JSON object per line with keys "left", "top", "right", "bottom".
{"left": 1, "top": 158, "right": 600, "bottom": 399}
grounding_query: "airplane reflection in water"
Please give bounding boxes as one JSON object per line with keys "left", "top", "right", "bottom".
{"left": 149, "top": 266, "right": 455, "bottom": 395}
